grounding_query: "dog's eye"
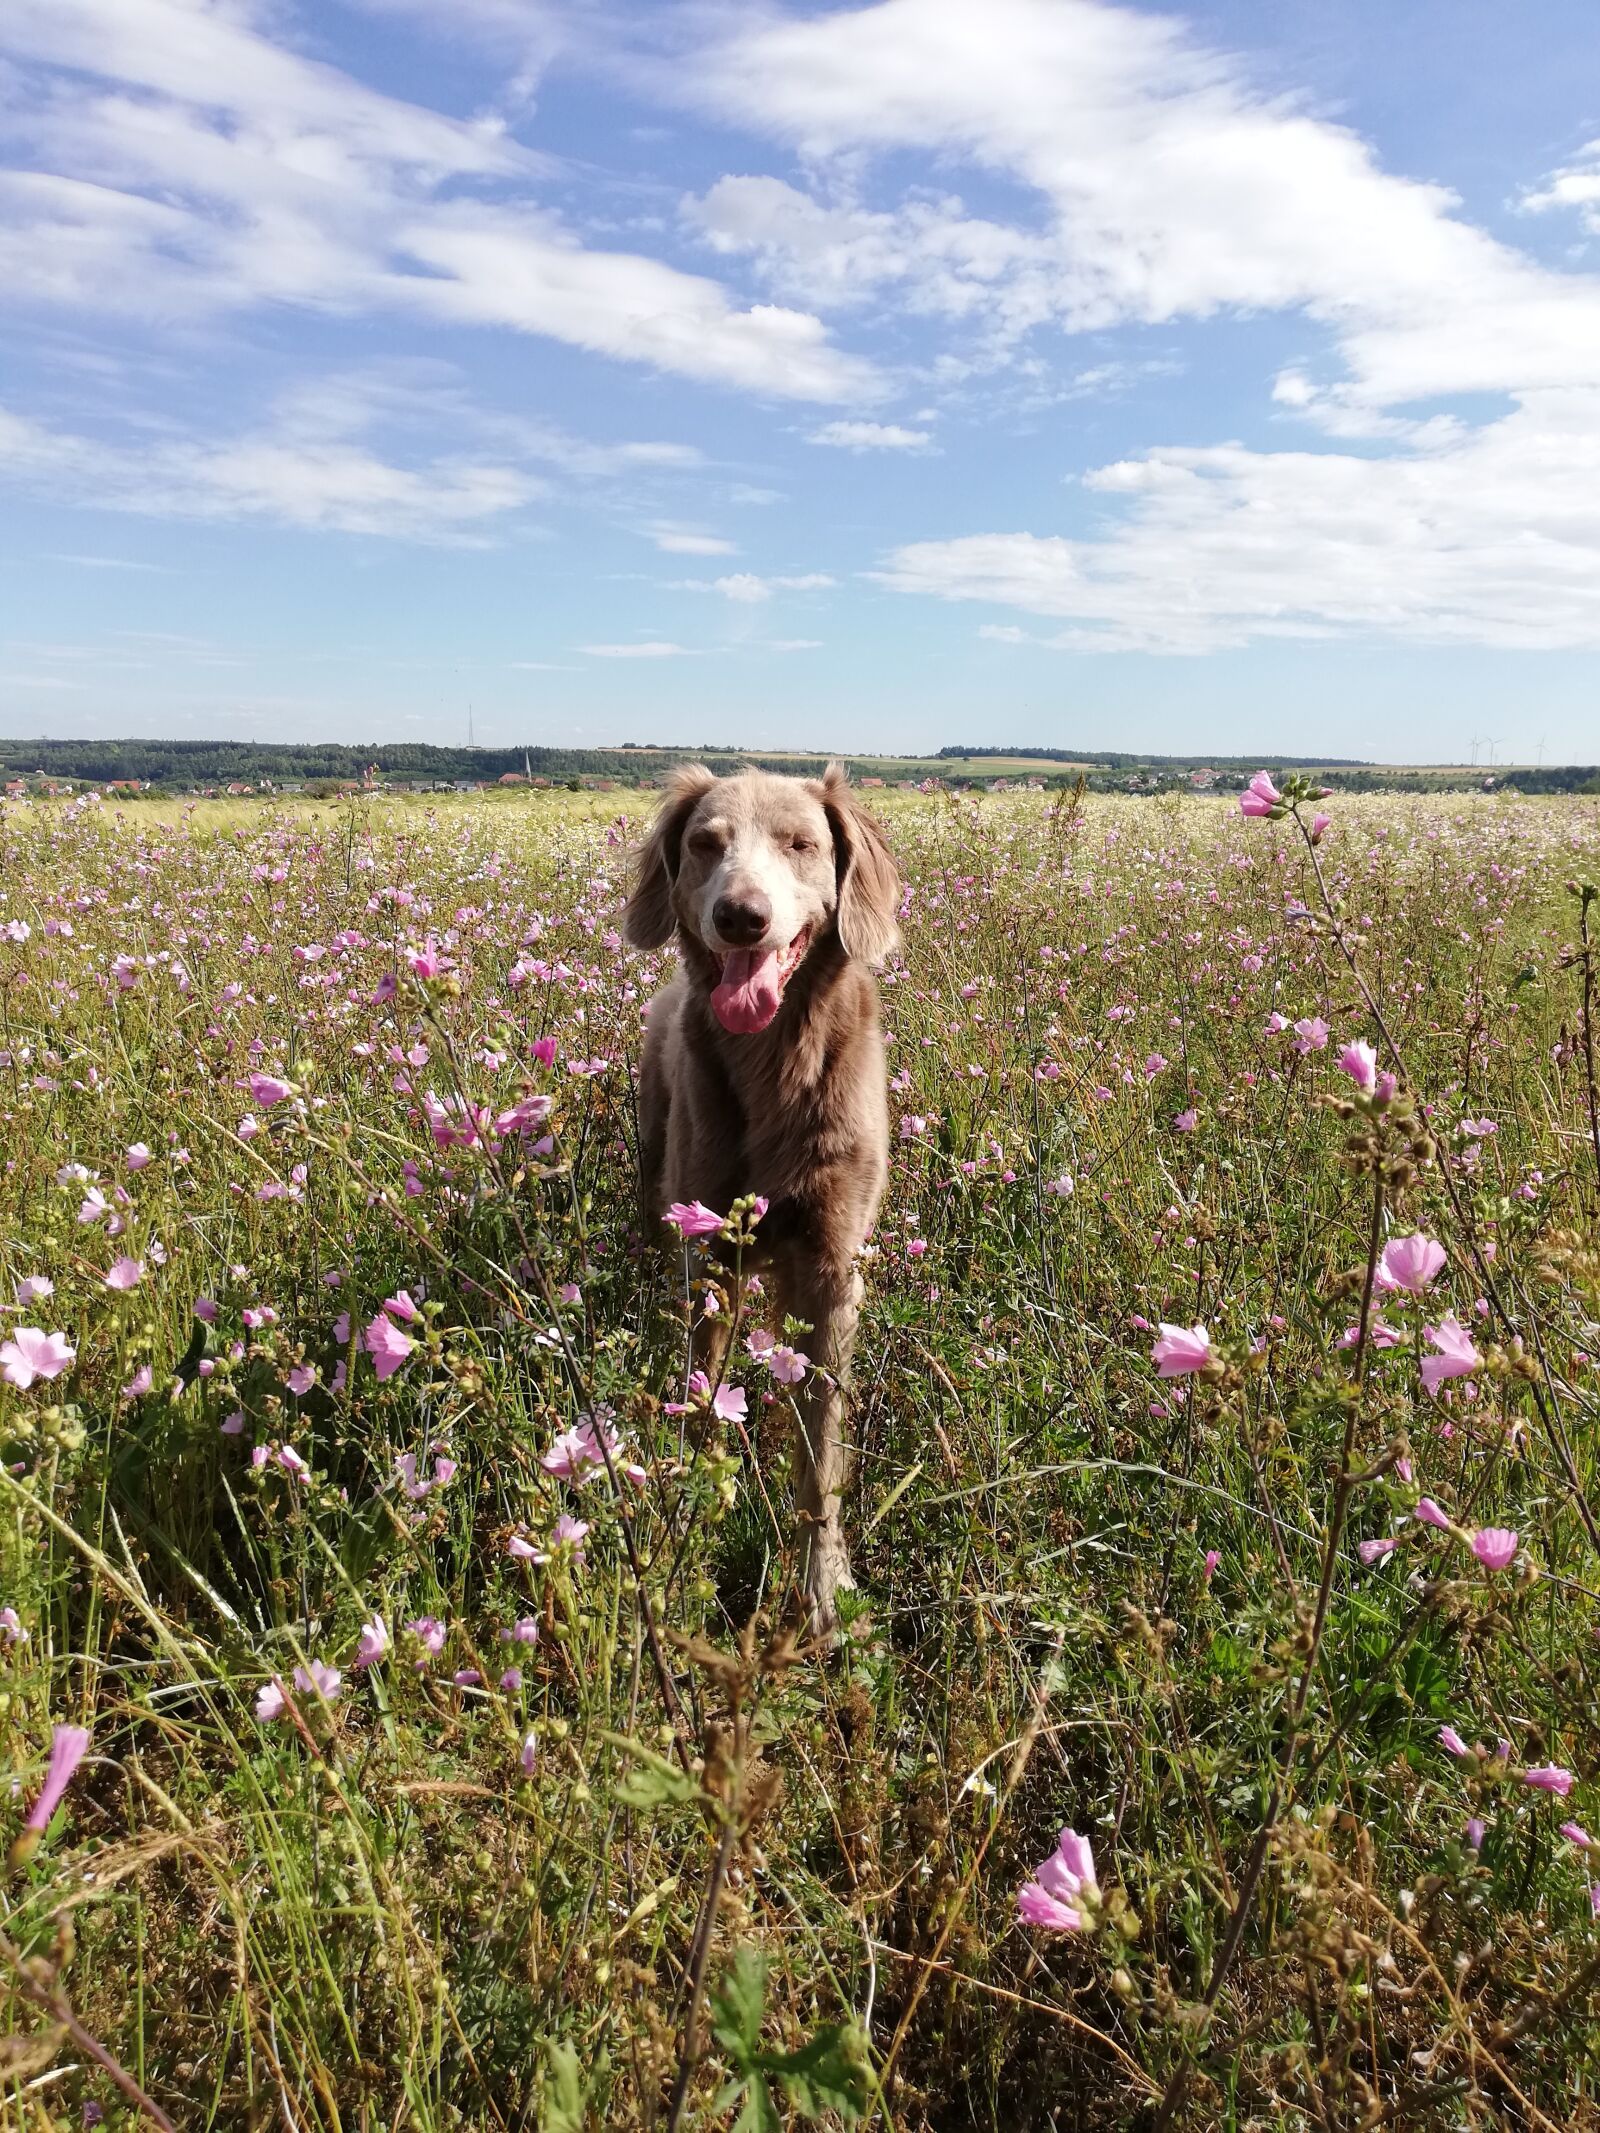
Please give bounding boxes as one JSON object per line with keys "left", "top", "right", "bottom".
{"left": 788, "top": 836, "right": 816, "bottom": 855}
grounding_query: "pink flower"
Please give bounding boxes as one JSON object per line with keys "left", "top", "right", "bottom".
{"left": 1523, "top": 1764, "right": 1576, "bottom": 1797}
{"left": 906, "top": 1238, "right": 928, "bottom": 1258}
{"left": 249, "top": 1073, "right": 294, "bottom": 1107}
{"left": 0, "top": 1607, "right": 27, "bottom": 1646}
{"left": 1265, "top": 1011, "right": 1288, "bottom": 1034}
{"left": 1465, "top": 1817, "right": 1486, "bottom": 1850}
{"left": 1151, "top": 1323, "right": 1212, "bottom": 1377}
{"left": 1470, "top": 1527, "right": 1518, "bottom": 1571}
{"left": 125, "top": 1143, "right": 152, "bottom": 1170}
{"left": 1438, "top": 1725, "right": 1471, "bottom": 1758}
{"left": 1173, "top": 1108, "right": 1198, "bottom": 1133}
{"left": 1358, "top": 1536, "right": 1400, "bottom": 1565}
{"left": 407, "top": 1616, "right": 447, "bottom": 1655}
{"left": 194, "top": 1296, "right": 219, "bottom": 1323}
{"left": 766, "top": 1344, "right": 809, "bottom": 1385}
{"left": 104, "top": 1255, "right": 144, "bottom": 1291}
{"left": 14, "top": 1275, "right": 53, "bottom": 1307}
{"left": 1376, "top": 1234, "right": 1447, "bottom": 1296}
{"left": 710, "top": 1382, "right": 747, "bottom": 1422}
{"left": 663, "top": 1200, "right": 724, "bottom": 1239}
{"left": 1202, "top": 1549, "right": 1220, "bottom": 1582}
{"left": 1, "top": 1327, "right": 75, "bottom": 1388}
{"left": 121, "top": 1364, "right": 153, "bottom": 1401}
{"left": 255, "top": 1678, "right": 287, "bottom": 1721}
{"left": 1338, "top": 1040, "right": 1378, "bottom": 1094}
{"left": 1018, "top": 1825, "right": 1099, "bottom": 1932}
{"left": 286, "top": 1365, "right": 316, "bottom": 1397}
{"left": 541, "top": 1411, "right": 646, "bottom": 1486}
{"left": 1292, "top": 1017, "right": 1329, "bottom": 1054}
{"left": 363, "top": 1311, "right": 416, "bottom": 1382}
{"left": 1561, "top": 1821, "right": 1594, "bottom": 1851}
{"left": 521, "top": 1731, "right": 539, "bottom": 1775}
{"left": 1238, "top": 770, "right": 1283, "bottom": 818}
{"left": 382, "top": 1289, "right": 420, "bottom": 1323}
{"left": 1414, "top": 1497, "right": 1453, "bottom": 1531}
{"left": 353, "top": 1614, "right": 389, "bottom": 1668}
{"left": 22, "top": 1722, "right": 90, "bottom": 1835}
{"left": 1310, "top": 812, "right": 1331, "bottom": 843}
{"left": 293, "top": 1659, "right": 342, "bottom": 1703}
{"left": 1421, "top": 1315, "right": 1481, "bottom": 1397}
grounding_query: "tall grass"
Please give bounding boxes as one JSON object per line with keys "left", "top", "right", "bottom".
{"left": 1, "top": 780, "right": 1598, "bottom": 2129}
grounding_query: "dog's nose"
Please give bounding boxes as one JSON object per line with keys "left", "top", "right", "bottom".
{"left": 713, "top": 892, "right": 771, "bottom": 945}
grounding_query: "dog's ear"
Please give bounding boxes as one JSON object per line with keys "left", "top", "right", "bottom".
{"left": 622, "top": 765, "right": 717, "bottom": 949}
{"left": 819, "top": 762, "right": 900, "bottom": 966}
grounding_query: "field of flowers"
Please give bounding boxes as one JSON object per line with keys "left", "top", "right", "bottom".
{"left": 2, "top": 775, "right": 1599, "bottom": 2130}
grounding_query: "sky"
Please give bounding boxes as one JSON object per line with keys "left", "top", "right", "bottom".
{"left": 3, "top": 0, "right": 1600, "bottom": 762}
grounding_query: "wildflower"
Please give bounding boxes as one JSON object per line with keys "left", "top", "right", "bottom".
{"left": 125, "top": 1143, "right": 152, "bottom": 1170}
{"left": 504, "top": 1616, "right": 542, "bottom": 1644}
{"left": 104, "top": 1255, "right": 144, "bottom": 1291}
{"left": 663, "top": 1200, "right": 724, "bottom": 1239}
{"left": 292, "top": 1660, "right": 342, "bottom": 1703}
{"left": 0, "top": 1607, "right": 27, "bottom": 1646}
{"left": 766, "top": 1344, "right": 809, "bottom": 1385}
{"left": 194, "top": 1296, "right": 219, "bottom": 1323}
{"left": 1173, "top": 1109, "right": 1198, "bottom": 1132}
{"left": 1292, "top": 1017, "right": 1329, "bottom": 1054}
{"left": 541, "top": 1411, "right": 646, "bottom": 1486}
{"left": 1421, "top": 1315, "right": 1481, "bottom": 1396}
{"left": 711, "top": 1381, "right": 748, "bottom": 1422}
{"left": 14, "top": 1275, "right": 53, "bottom": 1306}
{"left": 1523, "top": 1764, "right": 1576, "bottom": 1796}
{"left": 11, "top": 1724, "right": 92, "bottom": 1863}
{"left": 1438, "top": 1725, "right": 1471, "bottom": 1759}
{"left": 1358, "top": 1536, "right": 1400, "bottom": 1565}
{"left": 1414, "top": 1498, "right": 1453, "bottom": 1531}
{"left": 363, "top": 1311, "right": 416, "bottom": 1382}
{"left": 249, "top": 1073, "right": 294, "bottom": 1106}
{"left": 121, "top": 1364, "right": 153, "bottom": 1401}
{"left": 0, "top": 1327, "right": 75, "bottom": 1388}
{"left": 1376, "top": 1234, "right": 1447, "bottom": 1295}
{"left": 353, "top": 1615, "right": 389, "bottom": 1669}
{"left": 1465, "top": 1818, "right": 1486, "bottom": 1850}
{"left": 906, "top": 1237, "right": 928, "bottom": 1258}
{"left": 1338, "top": 1040, "right": 1378, "bottom": 1093}
{"left": 1238, "top": 770, "right": 1283, "bottom": 818}
{"left": 382, "top": 1289, "right": 421, "bottom": 1323}
{"left": 256, "top": 1679, "right": 287, "bottom": 1721}
{"left": 1151, "top": 1323, "right": 1212, "bottom": 1377}
{"left": 1471, "top": 1527, "right": 1518, "bottom": 1571}
{"left": 1310, "top": 812, "right": 1331, "bottom": 843}
{"left": 286, "top": 1365, "right": 316, "bottom": 1396}
{"left": 1202, "top": 1550, "right": 1220, "bottom": 1582}
{"left": 407, "top": 1616, "right": 447, "bottom": 1655}
{"left": 521, "top": 1732, "right": 539, "bottom": 1775}
{"left": 1017, "top": 1826, "right": 1099, "bottom": 1932}
{"left": 1561, "top": 1822, "right": 1594, "bottom": 1851}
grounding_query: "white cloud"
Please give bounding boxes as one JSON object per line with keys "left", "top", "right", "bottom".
{"left": 1520, "top": 141, "right": 1600, "bottom": 236}
{"left": 644, "top": 521, "right": 737, "bottom": 555}
{"left": 878, "top": 388, "right": 1600, "bottom": 652}
{"left": 810, "top": 420, "right": 933, "bottom": 451}
{"left": 0, "top": 398, "right": 539, "bottom": 542}
{"left": 671, "top": 571, "right": 836, "bottom": 602}
{"left": 765, "top": 638, "right": 823, "bottom": 651}
{"left": 579, "top": 640, "right": 698, "bottom": 657}
{"left": 0, "top": 0, "right": 876, "bottom": 402}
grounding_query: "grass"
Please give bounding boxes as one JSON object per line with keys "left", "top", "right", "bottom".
{"left": 1, "top": 778, "right": 1599, "bottom": 2130}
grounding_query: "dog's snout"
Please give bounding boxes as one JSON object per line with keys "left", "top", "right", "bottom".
{"left": 713, "top": 891, "right": 771, "bottom": 945}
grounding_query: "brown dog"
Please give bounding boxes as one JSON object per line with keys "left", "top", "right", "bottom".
{"left": 623, "top": 762, "right": 900, "bottom": 1631}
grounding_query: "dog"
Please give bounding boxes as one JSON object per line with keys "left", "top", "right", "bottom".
{"left": 622, "top": 762, "right": 900, "bottom": 1632}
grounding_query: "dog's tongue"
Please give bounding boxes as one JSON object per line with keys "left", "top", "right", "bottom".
{"left": 712, "top": 947, "right": 784, "bottom": 1034}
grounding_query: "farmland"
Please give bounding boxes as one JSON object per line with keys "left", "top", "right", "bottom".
{"left": 1, "top": 779, "right": 1599, "bottom": 2128}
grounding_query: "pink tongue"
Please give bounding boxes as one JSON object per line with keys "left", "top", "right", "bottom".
{"left": 712, "top": 947, "right": 784, "bottom": 1034}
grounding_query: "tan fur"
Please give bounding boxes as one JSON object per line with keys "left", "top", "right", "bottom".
{"left": 624, "top": 763, "right": 900, "bottom": 1631}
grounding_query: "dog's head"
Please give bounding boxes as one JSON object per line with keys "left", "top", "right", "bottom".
{"left": 622, "top": 763, "right": 899, "bottom": 1033}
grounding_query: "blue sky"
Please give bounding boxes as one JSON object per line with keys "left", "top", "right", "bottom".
{"left": 4, "top": 0, "right": 1600, "bottom": 762}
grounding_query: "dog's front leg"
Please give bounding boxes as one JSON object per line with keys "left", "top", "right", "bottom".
{"left": 780, "top": 1256, "right": 863, "bottom": 1636}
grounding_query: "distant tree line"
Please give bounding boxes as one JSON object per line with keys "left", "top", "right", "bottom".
{"left": 1, "top": 737, "right": 1594, "bottom": 797}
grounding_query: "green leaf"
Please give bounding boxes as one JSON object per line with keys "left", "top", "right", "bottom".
{"left": 710, "top": 1945, "right": 768, "bottom": 2066}
{"left": 541, "top": 2039, "right": 585, "bottom": 2133}
{"left": 602, "top": 1732, "right": 702, "bottom": 1810}
{"left": 760, "top": 2022, "right": 872, "bottom": 2121}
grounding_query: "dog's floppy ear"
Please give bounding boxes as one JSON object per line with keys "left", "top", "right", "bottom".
{"left": 818, "top": 762, "right": 900, "bottom": 966}
{"left": 622, "top": 764, "right": 717, "bottom": 949}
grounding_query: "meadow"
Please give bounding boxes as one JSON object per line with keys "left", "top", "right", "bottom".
{"left": 1, "top": 775, "right": 1599, "bottom": 2131}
